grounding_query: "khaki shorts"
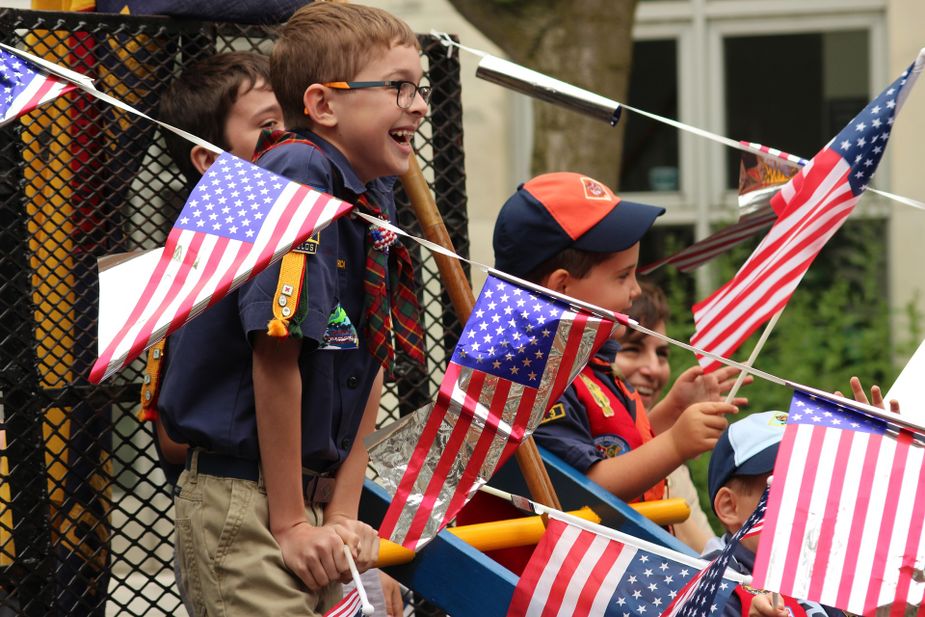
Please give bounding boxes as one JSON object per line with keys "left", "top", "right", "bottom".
{"left": 174, "top": 451, "right": 341, "bottom": 617}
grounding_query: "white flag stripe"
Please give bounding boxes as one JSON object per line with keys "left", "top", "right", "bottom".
{"left": 789, "top": 426, "right": 842, "bottom": 590}
{"left": 847, "top": 435, "right": 896, "bottom": 612}
{"left": 526, "top": 525, "right": 582, "bottom": 617}
{"left": 556, "top": 534, "right": 611, "bottom": 617}
{"left": 818, "top": 430, "right": 869, "bottom": 602}
{"left": 762, "top": 426, "right": 811, "bottom": 589}
{"left": 877, "top": 440, "right": 925, "bottom": 610}
{"left": 8, "top": 71, "right": 47, "bottom": 114}
{"left": 588, "top": 545, "right": 637, "bottom": 616}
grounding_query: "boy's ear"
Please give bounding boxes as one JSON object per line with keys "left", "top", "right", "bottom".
{"left": 190, "top": 145, "right": 218, "bottom": 175}
{"left": 713, "top": 486, "right": 740, "bottom": 529}
{"left": 543, "top": 269, "right": 571, "bottom": 294}
{"left": 303, "top": 83, "right": 337, "bottom": 129}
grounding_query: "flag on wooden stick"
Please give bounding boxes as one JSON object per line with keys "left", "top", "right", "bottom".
{"left": 372, "top": 273, "right": 615, "bottom": 550}
{"left": 690, "top": 49, "right": 925, "bottom": 372}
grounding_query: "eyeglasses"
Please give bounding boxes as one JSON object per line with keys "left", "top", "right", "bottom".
{"left": 322, "top": 80, "right": 432, "bottom": 109}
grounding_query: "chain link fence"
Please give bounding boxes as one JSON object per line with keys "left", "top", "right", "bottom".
{"left": 0, "top": 9, "right": 468, "bottom": 616}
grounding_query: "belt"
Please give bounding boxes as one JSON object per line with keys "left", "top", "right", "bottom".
{"left": 186, "top": 450, "right": 335, "bottom": 504}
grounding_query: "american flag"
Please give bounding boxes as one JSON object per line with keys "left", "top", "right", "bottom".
{"left": 661, "top": 488, "right": 768, "bottom": 617}
{"left": 508, "top": 516, "right": 738, "bottom": 617}
{"left": 90, "top": 153, "right": 353, "bottom": 383}
{"left": 0, "top": 47, "right": 75, "bottom": 127}
{"left": 324, "top": 588, "right": 362, "bottom": 617}
{"left": 690, "top": 50, "right": 924, "bottom": 372}
{"left": 376, "top": 273, "right": 615, "bottom": 550}
{"left": 752, "top": 389, "right": 925, "bottom": 615}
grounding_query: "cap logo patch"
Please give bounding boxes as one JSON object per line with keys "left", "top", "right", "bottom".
{"left": 580, "top": 176, "right": 612, "bottom": 202}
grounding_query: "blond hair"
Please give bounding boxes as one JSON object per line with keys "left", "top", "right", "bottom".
{"left": 271, "top": 1, "right": 418, "bottom": 128}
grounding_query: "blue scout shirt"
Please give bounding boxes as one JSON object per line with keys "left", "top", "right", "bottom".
{"left": 158, "top": 130, "right": 392, "bottom": 474}
{"left": 532, "top": 340, "right": 651, "bottom": 469}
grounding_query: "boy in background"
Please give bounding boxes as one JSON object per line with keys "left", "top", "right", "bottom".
{"left": 150, "top": 51, "right": 282, "bottom": 483}
{"left": 492, "top": 172, "right": 738, "bottom": 504}
{"left": 157, "top": 3, "right": 428, "bottom": 615}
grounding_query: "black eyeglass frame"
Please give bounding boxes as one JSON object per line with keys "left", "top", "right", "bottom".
{"left": 322, "top": 80, "right": 432, "bottom": 109}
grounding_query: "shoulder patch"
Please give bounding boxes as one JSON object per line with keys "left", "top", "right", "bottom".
{"left": 541, "top": 403, "right": 566, "bottom": 425}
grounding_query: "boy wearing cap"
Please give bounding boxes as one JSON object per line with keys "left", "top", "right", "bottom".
{"left": 493, "top": 172, "right": 737, "bottom": 503}
{"left": 707, "top": 411, "right": 844, "bottom": 617}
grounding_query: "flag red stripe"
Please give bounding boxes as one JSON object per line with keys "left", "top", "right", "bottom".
{"left": 807, "top": 428, "right": 854, "bottom": 600}
{"left": 778, "top": 425, "right": 825, "bottom": 594}
{"left": 546, "top": 312, "right": 592, "bottom": 409}
{"left": 891, "top": 442, "right": 925, "bottom": 617}
{"left": 124, "top": 236, "right": 235, "bottom": 367}
{"left": 540, "top": 528, "right": 596, "bottom": 617}
{"left": 400, "top": 370, "right": 488, "bottom": 548}
{"left": 507, "top": 519, "right": 567, "bottom": 616}
{"left": 834, "top": 432, "right": 882, "bottom": 609}
{"left": 377, "top": 364, "right": 461, "bottom": 539}
{"left": 863, "top": 430, "right": 912, "bottom": 615}
{"left": 17, "top": 77, "right": 58, "bottom": 118}
{"left": 752, "top": 424, "right": 799, "bottom": 582}
{"left": 91, "top": 229, "right": 204, "bottom": 380}
{"left": 573, "top": 540, "right": 625, "bottom": 616}
{"left": 437, "top": 377, "right": 518, "bottom": 531}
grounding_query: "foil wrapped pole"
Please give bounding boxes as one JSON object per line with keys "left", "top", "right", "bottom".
{"left": 475, "top": 54, "right": 622, "bottom": 126}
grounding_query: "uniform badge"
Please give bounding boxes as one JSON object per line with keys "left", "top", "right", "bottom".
{"left": 593, "top": 433, "right": 631, "bottom": 458}
{"left": 320, "top": 304, "right": 359, "bottom": 350}
{"left": 293, "top": 233, "right": 320, "bottom": 255}
{"left": 540, "top": 403, "right": 566, "bottom": 425}
{"left": 578, "top": 374, "right": 614, "bottom": 417}
{"left": 580, "top": 176, "right": 614, "bottom": 201}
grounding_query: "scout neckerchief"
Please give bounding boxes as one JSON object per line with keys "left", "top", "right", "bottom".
{"left": 253, "top": 129, "right": 425, "bottom": 374}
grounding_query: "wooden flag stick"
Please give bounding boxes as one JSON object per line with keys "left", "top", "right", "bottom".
{"left": 400, "top": 154, "right": 563, "bottom": 511}
{"left": 724, "top": 309, "right": 784, "bottom": 404}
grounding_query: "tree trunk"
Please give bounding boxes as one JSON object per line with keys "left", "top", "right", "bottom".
{"left": 447, "top": 0, "right": 638, "bottom": 188}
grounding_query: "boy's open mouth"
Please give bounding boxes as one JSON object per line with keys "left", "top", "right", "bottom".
{"left": 389, "top": 129, "right": 414, "bottom": 145}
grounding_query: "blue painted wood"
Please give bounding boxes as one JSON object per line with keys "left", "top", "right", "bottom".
{"left": 360, "top": 480, "right": 519, "bottom": 617}
{"left": 490, "top": 445, "right": 698, "bottom": 556}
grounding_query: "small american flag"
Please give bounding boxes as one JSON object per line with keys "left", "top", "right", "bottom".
{"left": 752, "top": 389, "right": 925, "bottom": 615}
{"left": 690, "top": 50, "right": 924, "bottom": 372}
{"left": 661, "top": 488, "right": 768, "bottom": 617}
{"left": 324, "top": 588, "right": 362, "bottom": 617}
{"left": 0, "top": 47, "right": 75, "bottom": 127}
{"left": 90, "top": 153, "right": 353, "bottom": 383}
{"left": 376, "top": 273, "right": 614, "bottom": 550}
{"left": 509, "top": 516, "right": 738, "bottom": 617}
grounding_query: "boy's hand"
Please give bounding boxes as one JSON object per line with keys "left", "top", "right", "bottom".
{"left": 274, "top": 520, "right": 348, "bottom": 591}
{"left": 668, "top": 401, "right": 737, "bottom": 460}
{"left": 324, "top": 515, "right": 380, "bottom": 573}
{"left": 655, "top": 366, "right": 750, "bottom": 430}
{"left": 749, "top": 592, "right": 788, "bottom": 617}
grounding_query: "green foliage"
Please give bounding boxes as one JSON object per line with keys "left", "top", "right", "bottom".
{"left": 647, "top": 218, "right": 922, "bottom": 534}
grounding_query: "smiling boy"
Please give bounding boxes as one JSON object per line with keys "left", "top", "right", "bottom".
{"left": 157, "top": 4, "right": 427, "bottom": 615}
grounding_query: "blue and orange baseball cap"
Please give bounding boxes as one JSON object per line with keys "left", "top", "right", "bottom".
{"left": 492, "top": 172, "right": 665, "bottom": 278}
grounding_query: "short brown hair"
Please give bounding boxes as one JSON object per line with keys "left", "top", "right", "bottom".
{"left": 271, "top": 1, "right": 419, "bottom": 129}
{"left": 159, "top": 51, "right": 271, "bottom": 186}
{"left": 626, "top": 280, "right": 669, "bottom": 329}
{"left": 524, "top": 248, "right": 613, "bottom": 284}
